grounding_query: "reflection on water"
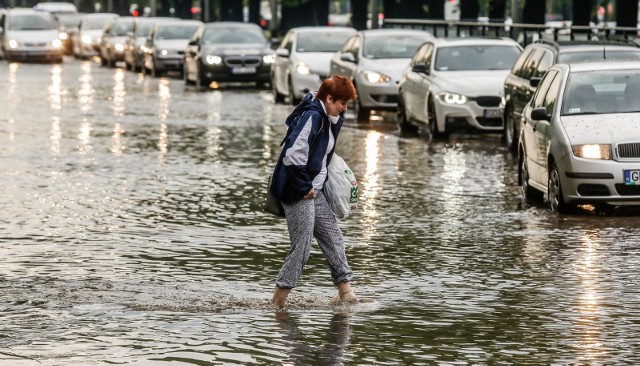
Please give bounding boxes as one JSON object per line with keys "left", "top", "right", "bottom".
{"left": 1, "top": 60, "right": 640, "bottom": 365}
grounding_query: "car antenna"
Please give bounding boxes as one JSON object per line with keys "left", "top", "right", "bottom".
{"left": 603, "top": 44, "right": 606, "bottom": 59}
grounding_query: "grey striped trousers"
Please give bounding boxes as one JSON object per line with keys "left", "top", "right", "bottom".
{"left": 276, "top": 190, "right": 353, "bottom": 289}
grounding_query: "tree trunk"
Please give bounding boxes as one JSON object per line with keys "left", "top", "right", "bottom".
{"left": 220, "top": 0, "right": 243, "bottom": 21}
{"left": 572, "top": 0, "right": 593, "bottom": 26}
{"left": 383, "top": 0, "right": 399, "bottom": 19}
{"left": 426, "top": 0, "right": 443, "bottom": 19}
{"left": 460, "top": 0, "right": 480, "bottom": 21}
{"left": 351, "top": 0, "right": 369, "bottom": 30}
{"left": 616, "top": 0, "right": 638, "bottom": 28}
{"left": 248, "top": 0, "right": 261, "bottom": 25}
{"left": 316, "top": 0, "right": 330, "bottom": 26}
{"left": 488, "top": 0, "right": 506, "bottom": 20}
{"left": 522, "top": 0, "right": 545, "bottom": 24}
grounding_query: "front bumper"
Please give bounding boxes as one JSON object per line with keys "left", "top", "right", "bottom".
{"left": 154, "top": 55, "right": 184, "bottom": 71}
{"left": 434, "top": 96, "right": 504, "bottom": 132}
{"left": 201, "top": 62, "right": 271, "bottom": 83}
{"left": 5, "top": 47, "right": 63, "bottom": 62}
{"left": 356, "top": 80, "right": 399, "bottom": 111}
{"left": 290, "top": 72, "right": 325, "bottom": 100}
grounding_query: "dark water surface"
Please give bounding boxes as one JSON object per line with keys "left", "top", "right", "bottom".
{"left": 1, "top": 59, "right": 640, "bottom": 365}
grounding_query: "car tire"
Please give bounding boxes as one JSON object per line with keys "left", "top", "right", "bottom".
{"left": 353, "top": 96, "right": 370, "bottom": 122}
{"left": 504, "top": 107, "right": 518, "bottom": 151}
{"left": 428, "top": 97, "right": 447, "bottom": 138}
{"left": 196, "top": 64, "right": 208, "bottom": 91}
{"left": 397, "top": 96, "right": 418, "bottom": 136}
{"left": 520, "top": 156, "right": 542, "bottom": 202}
{"left": 548, "top": 162, "right": 570, "bottom": 213}
{"left": 289, "top": 78, "right": 300, "bottom": 105}
{"left": 273, "top": 79, "right": 285, "bottom": 103}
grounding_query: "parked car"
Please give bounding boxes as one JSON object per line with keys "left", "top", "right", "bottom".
{"left": 329, "top": 28, "right": 433, "bottom": 121}
{"left": 518, "top": 61, "right": 640, "bottom": 212}
{"left": 397, "top": 37, "right": 522, "bottom": 137}
{"left": 272, "top": 26, "right": 356, "bottom": 105}
{"left": 72, "top": 13, "right": 118, "bottom": 59}
{"left": 503, "top": 39, "right": 640, "bottom": 150}
{"left": 99, "top": 16, "right": 134, "bottom": 67}
{"left": 124, "top": 16, "right": 173, "bottom": 72}
{"left": 183, "top": 22, "right": 275, "bottom": 89}
{"left": 143, "top": 19, "right": 202, "bottom": 77}
{"left": 0, "top": 8, "right": 63, "bottom": 63}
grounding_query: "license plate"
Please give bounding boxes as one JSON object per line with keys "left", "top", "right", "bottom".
{"left": 483, "top": 109, "right": 502, "bottom": 118}
{"left": 231, "top": 66, "right": 256, "bottom": 74}
{"left": 624, "top": 170, "right": 640, "bottom": 185}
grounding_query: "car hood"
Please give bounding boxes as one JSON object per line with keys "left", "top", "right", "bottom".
{"left": 294, "top": 52, "right": 334, "bottom": 74}
{"left": 82, "top": 29, "right": 104, "bottom": 37}
{"left": 154, "top": 39, "right": 190, "bottom": 51}
{"left": 5, "top": 30, "right": 59, "bottom": 42}
{"left": 359, "top": 58, "right": 411, "bottom": 80}
{"left": 560, "top": 114, "right": 640, "bottom": 144}
{"left": 433, "top": 70, "right": 510, "bottom": 96}
{"left": 203, "top": 43, "right": 270, "bottom": 55}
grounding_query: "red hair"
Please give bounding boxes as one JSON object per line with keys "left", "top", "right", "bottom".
{"left": 315, "top": 75, "right": 357, "bottom": 102}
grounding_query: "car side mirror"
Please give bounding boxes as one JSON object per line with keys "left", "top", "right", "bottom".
{"left": 530, "top": 77, "right": 542, "bottom": 88}
{"left": 412, "top": 63, "right": 429, "bottom": 74}
{"left": 276, "top": 48, "right": 289, "bottom": 57}
{"left": 340, "top": 52, "right": 356, "bottom": 63}
{"left": 530, "top": 107, "right": 550, "bottom": 121}
{"left": 270, "top": 38, "right": 279, "bottom": 48}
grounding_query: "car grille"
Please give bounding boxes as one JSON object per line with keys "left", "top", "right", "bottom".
{"left": 615, "top": 184, "right": 640, "bottom": 196}
{"left": 475, "top": 96, "right": 502, "bottom": 107}
{"left": 25, "top": 42, "right": 48, "bottom": 47}
{"left": 224, "top": 56, "right": 261, "bottom": 67}
{"left": 617, "top": 142, "right": 640, "bottom": 158}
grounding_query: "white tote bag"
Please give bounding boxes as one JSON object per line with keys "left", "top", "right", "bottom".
{"left": 324, "top": 154, "right": 358, "bottom": 220}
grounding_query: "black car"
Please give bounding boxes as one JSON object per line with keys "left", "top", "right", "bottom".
{"left": 183, "top": 22, "right": 275, "bottom": 89}
{"left": 503, "top": 39, "right": 640, "bottom": 150}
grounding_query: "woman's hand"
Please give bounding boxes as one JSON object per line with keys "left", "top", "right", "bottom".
{"left": 303, "top": 188, "right": 316, "bottom": 200}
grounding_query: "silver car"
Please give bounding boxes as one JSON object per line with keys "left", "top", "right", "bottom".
{"left": 124, "top": 16, "right": 174, "bottom": 72}
{"left": 143, "top": 19, "right": 202, "bottom": 77}
{"left": 397, "top": 37, "right": 522, "bottom": 137}
{"left": 271, "top": 26, "right": 356, "bottom": 105}
{"left": 99, "top": 16, "right": 134, "bottom": 67}
{"left": 72, "top": 13, "right": 118, "bottom": 59}
{"left": 329, "top": 28, "right": 433, "bottom": 122}
{"left": 519, "top": 61, "right": 640, "bottom": 212}
{"left": 0, "top": 8, "right": 63, "bottom": 63}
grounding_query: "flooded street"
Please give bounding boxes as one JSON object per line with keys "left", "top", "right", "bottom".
{"left": 2, "top": 57, "right": 640, "bottom": 365}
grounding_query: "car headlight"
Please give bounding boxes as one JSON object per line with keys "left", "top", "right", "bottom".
{"left": 295, "top": 62, "right": 310, "bottom": 75}
{"left": 205, "top": 55, "right": 222, "bottom": 65}
{"left": 58, "top": 32, "right": 68, "bottom": 40}
{"left": 81, "top": 35, "right": 92, "bottom": 44}
{"left": 52, "top": 39, "right": 62, "bottom": 49}
{"left": 8, "top": 39, "right": 18, "bottom": 49}
{"left": 362, "top": 70, "right": 390, "bottom": 83}
{"left": 263, "top": 54, "right": 275, "bottom": 64}
{"left": 160, "top": 49, "right": 168, "bottom": 56}
{"left": 439, "top": 92, "right": 468, "bottom": 105}
{"left": 114, "top": 43, "right": 125, "bottom": 52}
{"left": 572, "top": 144, "right": 612, "bottom": 160}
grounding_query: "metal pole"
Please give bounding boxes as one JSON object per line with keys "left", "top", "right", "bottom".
{"left": 150, "top": 0, "right": 157, "bottom": 16}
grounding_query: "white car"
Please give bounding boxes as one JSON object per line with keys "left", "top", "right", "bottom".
{"left": 271, "top": 26, "right": 356, "bottom": 105}
{"left": 519, "top": 61, "right": 640, "bottom": 212}
{"left": 397, "top": 37, "right": 522, "bottom": 137}
{"left": 0, "top": 8, "right": 64, "bottom": 63}
{"left": 73, "top": 13, "right": 118, "bottom": 59}
{"left": 330, "top": 28, "right": 433, "bottom": 121}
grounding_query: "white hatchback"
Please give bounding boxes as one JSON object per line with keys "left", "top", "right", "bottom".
{"left": 0, "top": 8, "right": 63, "bottom": 63}
{"left": 519, "top": 61, "right": 640, "bottom": 212}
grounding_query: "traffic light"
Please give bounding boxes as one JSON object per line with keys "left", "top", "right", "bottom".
{"left": 130, "top": 4, "right": 139, "bottom": 16}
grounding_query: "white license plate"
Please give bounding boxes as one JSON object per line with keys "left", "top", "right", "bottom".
{"left": 624, "top": 170, "right": 640, "bottom": 185}
{"left": 231, "top": 66, "right": 256, "bottom": 74}
{"left": 483, "top": 109, "right": 502, "bottom": 118}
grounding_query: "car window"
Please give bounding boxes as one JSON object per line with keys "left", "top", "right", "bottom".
{"left": 533, "top": 50, "right": 554, "bottom": 77}
{"left": 349, "top": 35, "right": 360, "bottom": 58}
{"left": 511, "top": 47, "right": 534, "bottom": 76}
{"left": 8, "top": 14, "right": 55, "bottom": 30}
{"left": 84, "top": 16, "right": 114, "bottom": 30}
{"left": 110, "top": 21, "right": 133, "bottom": 36}
{"left": 531, "top": 70, "right": 558, "bottom": 108}
{"left": 520, "top": 49, "right": 543, "bottom": 79}
{"left": 156, "top": 25, "right": 199, "bottom": 40}
{"left": 542, "top": 71, "right": 562, "bottom": 115}
{"left": 282, "top": 32, "right": 292, "bottom": 52}
{"left": 203, "top": 27, "right": 266, "bottom": 44}
{"left": 422, "top": 44, "right": 434, "bottom": 69}
{"left": 562, "top": 70, "right": 640, "bottom": 115}
{"left": 434, "top": 45, "right": 521, "bottom": 71}
{"left": 340, "top": 35, "right": 355, "bottom": 53}
{"left": 558, "top": 50, "right": 640, "bottom": 63}
{"left": 410, "top": 43, "right": 428, "bottom": 66}
{"left": 296, "top": 31, "right": 353, "bottom": 52}
{"left": 363, "top": 34, "right": 429, "bottom": 59}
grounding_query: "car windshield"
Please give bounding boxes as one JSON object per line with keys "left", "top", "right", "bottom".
{"left": 363, "top": 34, "right": 429, "bottom": 59}
{"left": 55, "top": 14, "right": 80, "bottom": 27}
{"left": 8, "top": 14, "right": 55, "bottom": 30}
{"left": 435, "top": 45, "right": 521, "bottom": 71}
{"left": 558, "top": 50, "right": 640, "bottom": 63}
{"left": 84, "top": 16, "right": 114, "bottom": 30}
{"left": 156, "top": 25, "right": 199, "bottom": 40}
{"left": 111, "top": 21, "right": 133, "bottom": 36}
{"left": 296, "top": 31, "right": 352, "bottom": 52}
{"left": 562, "top": 70, "right": 640, "bottom": 115}
{"left": 203, "top": 27, "right": 266, "bottom": 44}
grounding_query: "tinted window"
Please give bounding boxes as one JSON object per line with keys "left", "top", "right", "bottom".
{"left": 533, "top": 50, "right": 554, "bottom": 77}
{"left": 434, "top": 45, "right": 521, "bottom": 71}
{"left": 511, "top": 47, "right": 534, "bottom": 76}
{"left": 363, "top": 34, "right": 430, "bottom": 59}
{"left": 203, "top": 27, "right": 266, "bottom": 44}
{"left": 531, "top": 70, "right": 558, "bottom": 108}
{"left": 558, "top": 50, "right": 640, "bottom": 63}
{"left": 543, "top": 72, "right": 562, "bottom": 114}
{"left": 296, "top": 31, "right": 353, "bottom": 52}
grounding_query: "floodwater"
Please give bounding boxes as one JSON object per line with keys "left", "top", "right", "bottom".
{"left": 1, "top": 58, "right": 640, "bottom": 365}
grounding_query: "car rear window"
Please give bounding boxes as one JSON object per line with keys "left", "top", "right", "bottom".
{"left": 558, "top": 50, "right": 640, "bottom": 63}
{"left": 296, "top": 31, "right": 352, "bottom": 53}
{"left": 435, "top": 45, "right": 521, "bottom": 71}
{"left": 363, "top": 34, "right": 430, "bottom": 59}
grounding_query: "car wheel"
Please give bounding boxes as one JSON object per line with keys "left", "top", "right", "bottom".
{"left": 151, "top": 62, "right": 159, "bottom": 77}
{"left": 520, "top": 156, "right": 542, "bottom": 202}
{"left": 273, "top": 80, "right": 285, "bottom": 103}
{"left": 289, "top": 78, "right": 300, "bottom": 105}
{"left": 353, "top": 96, "right": 370, "bottom": 122}
{"left": 397, "top": 96, "right": 418, "bottom": 136}
{"left": 504, "top": 107, "right": 517, "bottom": 151}
{"left": 428, "top": 97, "right": 447, "bottom": 138}
{"left": 196, "top": 64, "right": 208, "bottom": 90}
{"left": 548, "top": 162, "right": 570, "bottom": 213}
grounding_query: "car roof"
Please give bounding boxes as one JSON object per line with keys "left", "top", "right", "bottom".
{"left": 562, "top": 60, "right": 640, "bottom": 72}
{"left": 81, "top": 12, "right": 118, "bottom": 19}
{"left": 7, "top": 8, "right": 53, "bottom": 15}
{"left": 290, "top": 26, "right": 356, "bottom": 33}
{"left": 359, "top": 28, "right": 432, "bottom": 37}
{"left": 430, "top": 36, "right": 520, "bottom": 46}
{"left": 204, "top": 21, "right": 261, "bottom": 29}
{"left": 532, "top": 39, "right": 640, "bottom": 52}
{"left": 156, "top": 20, "right": 202, "bottom": 27}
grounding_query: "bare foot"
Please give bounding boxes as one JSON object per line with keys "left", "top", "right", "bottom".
{"left": 331, "top": 290, "right": 358, "bottom": 305}
{"left": 271, "top": 286, "right": 291, "bottom": 308}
